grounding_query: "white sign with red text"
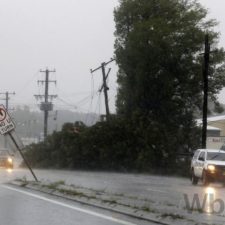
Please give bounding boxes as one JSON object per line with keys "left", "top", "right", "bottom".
{"left": 0, "top": 105, "right": 15, "bottom": 135}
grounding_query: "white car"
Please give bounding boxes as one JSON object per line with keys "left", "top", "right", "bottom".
{"left": 191, "top": 149, "right": 225, "bottom": 186}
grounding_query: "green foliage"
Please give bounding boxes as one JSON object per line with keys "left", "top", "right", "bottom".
{"left": 114, "top": 0, "right": 225, "bottom": 118}
{"left": 23, "top": 118, "right": 200, "bottom": 175}
{"left": 214, "top": 102, "right": 224, "bottom": 114}
{"left": 112, "top": 0, "right": 225, "bottom": 172}
{"left": 24, "top": 119, "right": 138, "bottom": 171}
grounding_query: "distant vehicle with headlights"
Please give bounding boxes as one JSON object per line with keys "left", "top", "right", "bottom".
{"left": 191, "top": 149, "right": 225, "bottom": 186}
{"left": 0, "top": 149, "right": 13, "bottom": 169}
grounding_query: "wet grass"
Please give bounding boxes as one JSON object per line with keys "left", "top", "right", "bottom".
{"left": 140, "top": 206, "right": 157, "bottom": 213}
{"left": 101, "top": 199, "right": 117, "bottom": 205}
{"left": 14, "top": 179, "right": 161, "bottom": 216}
{"left": 15, "top": 176, "right": 29, "bottom": 187}
{"left": 183, "top": 206, "right": 204, "bottom": 214}
{"left": 57, "top": 188, "right": 87, "bottom": 198}
{"left": 43, "top": 180, "right": 65, "bottom": 189}
{"left": 160, "top": 213, "right": 185, "bottom": 220}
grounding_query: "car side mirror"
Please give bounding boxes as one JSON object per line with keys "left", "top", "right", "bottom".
{"left": 199, "top": 157, "right": 204, "bottom": 161}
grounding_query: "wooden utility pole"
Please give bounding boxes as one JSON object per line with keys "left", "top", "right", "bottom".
{"left": 91, "top": 58, "right": 114, "bottom": 120}
{"left": 202, "top": 34, "right": 210, "bottom": 149}
{"left": 0, "top": 91, "right": 15, "bottom": 111}
{"left": 34, "top": 69, "right": 57, "bottom": 140}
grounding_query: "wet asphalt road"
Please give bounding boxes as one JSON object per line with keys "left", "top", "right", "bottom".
{"left": 0, "top": 169, "right": 156, "bottom": 225}
{"left": 1, "top": 167, "right": 225, "bottom": 224}
{"left": 1, "top": 168, "right": 224, "bottom": 208}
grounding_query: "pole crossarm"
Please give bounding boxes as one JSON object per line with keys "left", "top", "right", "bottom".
{"left": 90, "top": 58, "right": 115, "bottom": 74}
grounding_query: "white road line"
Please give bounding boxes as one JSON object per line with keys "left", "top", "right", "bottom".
{"left": 2, "top": 185, "right": 137, "bottom": 225}
{"left": 147, "top": 188, "right": 168, "bottom": 194}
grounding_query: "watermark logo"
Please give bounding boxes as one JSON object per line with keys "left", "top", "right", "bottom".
{"left": 183, "top": 193, "right": 224, "bottom": 214}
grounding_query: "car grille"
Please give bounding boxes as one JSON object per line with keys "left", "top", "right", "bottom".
{"left": 215, "top": 165, "right": 225, "bottom": 173}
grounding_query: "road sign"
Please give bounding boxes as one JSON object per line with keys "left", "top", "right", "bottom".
{"left": 0, "top": 105, "right": 15, "bottom": 135}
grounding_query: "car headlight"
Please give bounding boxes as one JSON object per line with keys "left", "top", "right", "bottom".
{"left": 208, "top": 165, "right": 215, "bottom": 171}
{"left": 7, "top": 157, "right": 12, "bottom": 163}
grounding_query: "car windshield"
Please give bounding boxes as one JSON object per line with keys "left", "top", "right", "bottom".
{"left": 207, "top": 152, "right": 225, "bottom": 161}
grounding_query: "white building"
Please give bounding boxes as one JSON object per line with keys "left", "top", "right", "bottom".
{"left": 197, "top": 115, "right": 225, "bottom": 149}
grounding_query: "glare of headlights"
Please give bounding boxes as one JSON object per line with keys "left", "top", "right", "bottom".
{"left": 7, "top": 168, "right": 12, "bottom": 173}
{"left": 208, "top": 165, "right": 215, "bottom": 171}
{"left": 7, "top": 157, "right": 12, "bottom": 163}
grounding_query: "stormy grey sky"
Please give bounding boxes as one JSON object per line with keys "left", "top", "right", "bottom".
{"left": 0, "top": 0, "right": 224, "bottom": 114}
{"left": 0, "top": 0, "right": 119, "bottom": 114}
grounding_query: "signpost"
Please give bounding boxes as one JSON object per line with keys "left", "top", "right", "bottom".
{"left": 0, "top": 105, "right": 38, "bottom": 181}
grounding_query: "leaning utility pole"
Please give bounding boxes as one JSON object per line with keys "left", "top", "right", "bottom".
{"left": 202, "top": 34, "right": 210, "bottom": 149}
{"left": 0, "top": 91, "right": 15, "bottom": 147}
{"left": 91, "top": 58, "right": 114, "bottom": 120}
{"left": 34, "top": 69, "right": 57, "bottom": 140}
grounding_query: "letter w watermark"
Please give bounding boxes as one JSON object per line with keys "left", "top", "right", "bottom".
{"left": 183, "top": 193, "right": 224, "bottom": 214}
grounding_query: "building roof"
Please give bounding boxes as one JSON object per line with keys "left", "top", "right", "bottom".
{"left": 207, "top": 115, "right": 225, "bottom": 122}
{"left": 196, "top": 115, "right": 225, "bottom": 125}
{"left": 196, "top": 149, "right": 225, "bottom": 153}
{"left": 195, "top": 119, "right": 221, "bottom": 131}
{"left": 195, "top": 119, "right": 221, "bottom": 130}
{"left": 207, "top": 126, "right": 221, "bottom": 131}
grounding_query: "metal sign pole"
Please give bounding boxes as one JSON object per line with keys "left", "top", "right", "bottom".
{"left": 0, "top": 105, "right": 38, "bottom": 182}
{"left": 8, "top": 132, "right": 38, "bottom": 182}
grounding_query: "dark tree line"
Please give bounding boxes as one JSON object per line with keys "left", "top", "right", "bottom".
{"left": 24, "top": 119, "right": 200, "bottom": 175}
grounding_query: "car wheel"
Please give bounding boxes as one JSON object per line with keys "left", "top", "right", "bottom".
{"left": 191, "top": 170, "right": 198, "bottom": 185}
{"left": 202, "top": 170, "right": 209, "bottom": 186}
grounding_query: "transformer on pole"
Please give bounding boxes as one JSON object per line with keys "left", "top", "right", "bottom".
{"left": 34, "top": 69, "right": 57, "bottom": 140}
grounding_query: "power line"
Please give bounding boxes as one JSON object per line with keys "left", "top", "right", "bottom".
{"left": 56, "top": 97, "right": 77, "bottom": 109}
{"left": 85, "top": 74, "right": 95, "bottom": 124}
{"left": 91, "top": 92, "right": 101, "bottom": 125}
{"left": 55, "top": 97, "right": 91, "bottom": 112}
{"left": 16, "top": 71, "right": 39, "bottom": 97}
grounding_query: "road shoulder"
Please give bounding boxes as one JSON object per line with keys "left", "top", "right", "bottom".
{"left": 8, "top": 179, "right": 225, "bottom": 225}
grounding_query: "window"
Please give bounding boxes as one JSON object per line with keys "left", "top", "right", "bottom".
{"left": 207, "top": 152, "right": 225, "bottom": 161}
{"left": 198, "top": 152, "right": 205, "bottom": 161}
{"left": 193, "top": 150, "right": 200, "bottom": 159}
